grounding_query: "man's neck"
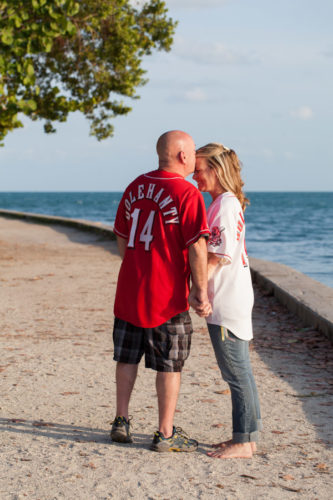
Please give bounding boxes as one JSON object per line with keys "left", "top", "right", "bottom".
{"left": 158, "top": 163, "right": 185, "bottom": 177}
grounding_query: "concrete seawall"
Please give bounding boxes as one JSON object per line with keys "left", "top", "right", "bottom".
{"left": 0, "top": 208, "right": 116, "bottom": 240}
{"left": 250, "top": 257, "right": 333, "bottom": 342}
{"left": 1, "top": 208, "right": 332, "bottom": 342}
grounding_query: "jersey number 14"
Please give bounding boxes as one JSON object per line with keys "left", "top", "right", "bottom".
{"left": 128, "top": 208, "right": 156, "bottom": 251}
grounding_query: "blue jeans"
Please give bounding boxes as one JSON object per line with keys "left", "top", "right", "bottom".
{"left": 207, "top": 324, "right": 262, "bottom": 443}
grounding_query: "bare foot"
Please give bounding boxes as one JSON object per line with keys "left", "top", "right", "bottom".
{"left": 211, "top": 439, "right": 257, "bottom": 453}
{"left": 207, "top": 442, "right": 254, "bottom": 459}
{"left": 211, "top": 439, "right": 233, "bottom": 449}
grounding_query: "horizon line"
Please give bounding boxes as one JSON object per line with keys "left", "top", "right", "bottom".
{"left": 0, "top": 190, "right": 332, "bottom": 194}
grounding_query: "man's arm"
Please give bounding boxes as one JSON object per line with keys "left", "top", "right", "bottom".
{"left": 116, "top": 235, "right": 127, "bottom": 260}
{"left": 188, "top": 236, "right": 212, "bottom": 317}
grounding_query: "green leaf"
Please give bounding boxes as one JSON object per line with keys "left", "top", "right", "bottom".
{"left": 21, "top": 11, "right": 29, "bottom": 21}
{"left": 17, "top": 100, "right": 26, "bottom": 110}
{"left": 17, "top": 99, "right": 37, "bottom": 112}
{"left": 26, "top": 63, "right": 35, "bottom": 76}
{"left": 65, "top": 20, "right": 76, "bottom": 36}
{"left": 13, "top": 15, "right": 22, "bottom": 28}
{"left": 44, "top": 38, "right": 53, "bottom": 52}
{"left": 27, "top": 99, "right": 37, "bottom": 111}
{"left": 47, "top": 5, "right": 59, "bottom": 20}
{"left": 1, "top": 27, "right": 13, "bottom": 45}
{"left": 23, "top": 74, "right": 35, "bottom": 85}
{"left": 44, "top": 121, "right": 56, "bottom": 133}
{"left": 68, "top": 2, "right": 80, "bottom": 16}
{"left": 50, "top": 22, "right": 59, "bottom": 32}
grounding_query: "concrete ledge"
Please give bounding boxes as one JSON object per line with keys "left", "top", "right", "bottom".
{"left": 0, "top": 209, "right": 116, "bottom": 240}
{"left": 1, "top": 209, "right": 332, "bottom": 342}
{"left": 250, "top": 257, "right": 333, "bottom": 342}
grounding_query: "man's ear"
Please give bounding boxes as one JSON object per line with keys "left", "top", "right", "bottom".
{"left": 179, "top": 150, "right": 186, "bottom": 164}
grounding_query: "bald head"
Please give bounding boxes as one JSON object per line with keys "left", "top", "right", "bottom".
{"left": 156, "top": 130, "right": 196, "bottom": 176}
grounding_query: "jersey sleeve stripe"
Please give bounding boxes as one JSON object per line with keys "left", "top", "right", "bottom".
{"left": 113, "top": 227, "right": 128, "bottom": 238}
{"left": 185, "top": 229, "right": 210, "bottom": 247}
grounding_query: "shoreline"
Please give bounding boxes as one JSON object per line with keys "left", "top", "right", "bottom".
{"left": 1, "top": 208, "right": 332, "bottom": 343}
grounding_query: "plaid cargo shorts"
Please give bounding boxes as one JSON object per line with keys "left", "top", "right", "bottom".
{"left": 113, "top": 311, "right": 193, "bottom": 372}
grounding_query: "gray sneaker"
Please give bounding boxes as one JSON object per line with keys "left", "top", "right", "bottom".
{"left": 150, "top": 426, "right": 198, "bottom": 452}
{"left": 110, "top": 416, "right": 133, "bottom": 443}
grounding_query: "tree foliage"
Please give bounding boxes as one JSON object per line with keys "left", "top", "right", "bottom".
{"left": 0, "top": 0, "right": 176, "bottom": 145}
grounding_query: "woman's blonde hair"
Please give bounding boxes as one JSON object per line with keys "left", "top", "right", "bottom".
{"left": 196, "top": 142, "right": 249, "bottom": 211}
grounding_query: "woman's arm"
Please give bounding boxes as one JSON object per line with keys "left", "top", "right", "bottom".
{"left": 208, "top": 252, "right": 230, "bottom": 279}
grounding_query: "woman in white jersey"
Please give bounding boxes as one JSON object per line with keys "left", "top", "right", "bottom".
{"left": 193, "top": 143, "right": 262, "bottom": 459}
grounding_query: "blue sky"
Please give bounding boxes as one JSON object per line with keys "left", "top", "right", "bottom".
{"left": 1, "top": 0, "right": 332, "bottom": 191}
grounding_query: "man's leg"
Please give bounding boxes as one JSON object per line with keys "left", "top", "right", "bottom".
{"left": 148, "top": 312, "right": 198, "bottom": 452}
{"left": 156, "top": 371, "right": 181, "bottom": 438}
{"left": 113, "top": 317, "right": 144, "bottom": 419}
{"left": 111, "top": 318, "right": 144, "bottom": 443}
{"left": 115, "top": 362, "right": 138, "bottom": 420}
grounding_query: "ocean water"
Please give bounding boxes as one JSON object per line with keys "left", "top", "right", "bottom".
{"left": 0, "top": 191, "right": 332, "bottom": 288}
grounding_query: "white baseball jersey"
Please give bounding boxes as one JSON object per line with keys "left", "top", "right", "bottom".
{"left": 206, "top": 192, "right": 254, "bottom": 340}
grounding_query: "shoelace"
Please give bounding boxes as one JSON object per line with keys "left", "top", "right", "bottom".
{"left": 112, "top": 415, "right": 133, "bottom": 425}
{"left": 173, "top": 427, "right": 189, "bottom": 438}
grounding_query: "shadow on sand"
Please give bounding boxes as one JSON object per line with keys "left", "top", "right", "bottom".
{"left": 0, "top": 418, "right": 213, "bottom": 455}
{"left": 251, "top": 285, "right": 333, "bottom": 449}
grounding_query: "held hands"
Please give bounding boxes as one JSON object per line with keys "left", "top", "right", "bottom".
{"left": 188, "top": 287, "right": 212, "bottom": 318}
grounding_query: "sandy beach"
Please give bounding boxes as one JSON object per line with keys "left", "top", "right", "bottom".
{"left": 1, "top": 216, "right": 333, "bottom": 500}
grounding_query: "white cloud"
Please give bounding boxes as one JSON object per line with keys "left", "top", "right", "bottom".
{"left": 167, "top": 86, "right": 209, "bottom": 103}
{"left": 130, "top": 0, "right": 228, "bottom": 8}
{"left": 322, "top": 47, "right": 333, "bottom": 58}
{"left": 284, "top": 151, "right": 296, "bottom": 160}
{"left": 166, "top": 0, "right": 229, "bottom": 8}
{"left": 184, "top": 87, "right": 208, "bottom": 101}
{"left": 174, "top": 37, "right": 256, "bottom": 65}
{"left": 290, "top": 106, "right": 314, "bottom": 120}
{"left": 129, "top": 0, "right": 148, "bottom": 7}
{"left": 261, "top": 148, "right": 274, "bottom": 159}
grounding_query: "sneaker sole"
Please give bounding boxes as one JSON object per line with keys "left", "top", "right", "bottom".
{"left": 111, "top": 431, "right": 133, "bottom": 444}
{"left": 150, "top": 443, "right": 198, "bottom": 452}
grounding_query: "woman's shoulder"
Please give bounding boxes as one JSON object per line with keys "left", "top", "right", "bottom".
{"left": 220, "top": 192, "right": 241, "bottom": 210}
{"left": 208, "top": 192, "right": 240, "bottom": 219}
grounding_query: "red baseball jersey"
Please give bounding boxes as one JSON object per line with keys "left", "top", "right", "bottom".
{"left": 113, "top": 169, "right": 210, "bottom": 328}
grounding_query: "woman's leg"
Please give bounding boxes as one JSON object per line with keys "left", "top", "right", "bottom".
{"left": 212, "top": 358, "right": 262, "bottom": 451}
{"left": 248, "top": 362, "right": 263, "bottom": 432}
{"left": 207, "top": 324, "right": 259, "bottom": 458}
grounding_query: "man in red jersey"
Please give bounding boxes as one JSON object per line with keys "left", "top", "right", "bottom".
{"left": 111, "top": 130, "right": 211, "bottom": 452}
